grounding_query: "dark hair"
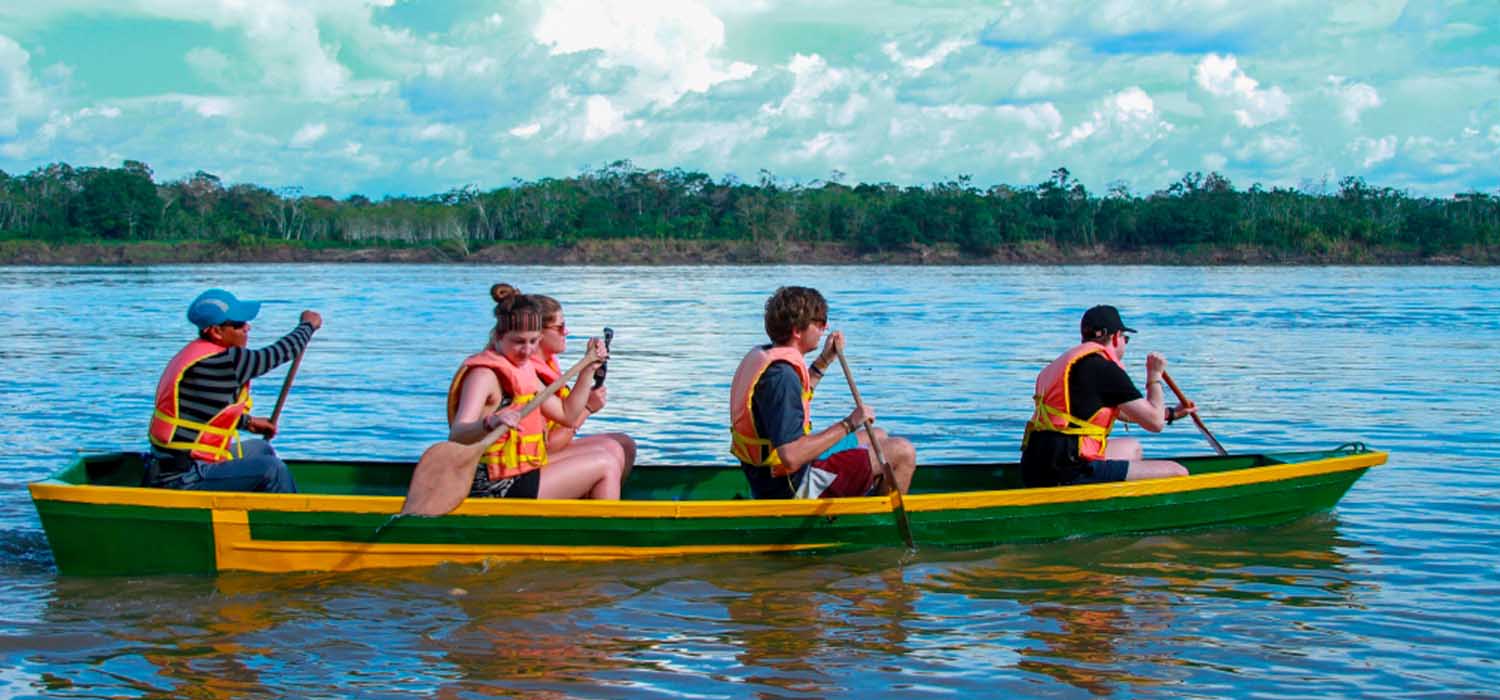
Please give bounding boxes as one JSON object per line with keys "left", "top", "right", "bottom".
{"left": 1081, "top": 325, "right": 1111, "bottom": 343}
{"left": 764, "top": 286, "right": 827, "bottom": 344}
{"left": 531, "top": 294, "right": 562, "bottom": 327}
{"left": 489, "top": 283, "right": 542, "bottom": 347}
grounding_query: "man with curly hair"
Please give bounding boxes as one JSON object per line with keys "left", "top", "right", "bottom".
{"left": 729, "top": 286, "right": 917, "bottom": 499}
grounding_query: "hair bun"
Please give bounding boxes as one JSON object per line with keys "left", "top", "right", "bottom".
{"left": 490, "top": 283, "right": 520, "bottom": 304}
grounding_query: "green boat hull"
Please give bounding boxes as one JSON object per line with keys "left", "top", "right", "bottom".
{"left": 30, "top": 446, "right": 1385, "bottom": 576}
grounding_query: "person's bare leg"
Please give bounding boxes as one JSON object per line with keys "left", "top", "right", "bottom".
{"left": 1104, "top": 437, "right": 1143, "bottom": 461}
{"left": 536, "top": 450, "right": 624, "bottom": 500}
{"left": 1125, "top": 459, "right": 1188, "bottom": 480}
{"left": 878, "top": 436, "right": 917, "bottom": 493}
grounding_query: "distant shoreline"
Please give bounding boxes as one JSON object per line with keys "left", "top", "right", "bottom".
{"left": 0, "top": 237, "right": 1493, "bottom": 266}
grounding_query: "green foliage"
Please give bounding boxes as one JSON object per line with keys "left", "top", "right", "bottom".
{"left": 3, "top": 160, "right": 1497, "bottom": 260}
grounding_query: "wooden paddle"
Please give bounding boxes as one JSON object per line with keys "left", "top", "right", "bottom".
{"left": 1161, "top": 371, "right": 1228, "bottom": 456}
{"left": 400, "top": 343, "right": 602, "bottom": 517}
{"left": 266, "top": 345, "right": 306, "bottom": 436}
{"left": 834, "top": 347, "right": 916, "bottom": 550}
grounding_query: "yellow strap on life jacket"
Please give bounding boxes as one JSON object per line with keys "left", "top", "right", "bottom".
{"left": 482, "top": 391, "right": 547, "bottom": 476}
{"left": 731, "top": 419, "right": 813, "bottom": 470}
{"left": 148, "top": 410, "right": 245, "bottom": 462}
{"left": 1021, "top": 395, "right": 1111, "bottom": 453}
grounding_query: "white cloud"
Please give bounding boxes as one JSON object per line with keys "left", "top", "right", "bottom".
{"left": 1015, "top": 69, "right": 1064, "bottom": 98}
{"left": 178, "top": 94, "right": 235, "bottom": 118}
{"left": 290, "top": 122, "right": 328, "bottom": 147}
{"left": 882, "top": 38, "right": 970, "bottom": 74}
{"left": 1326, "top": 76, "right": 1381, "bottom": 125}
{"left": 412, "top": 122, "right": 463, "bottom": 143}
{"left": 583, "top": 95, "right": 629, "bottom": 141}
{"left": 1194, "top": 53, "right": 1290, "bottom": 127}
{"left": 0, "top": 34, "right": 48, "bottom": 137}
{"left": 1059, "top": 86, "right": 1170, "bottom": 148}
{"left": 185, "top": 47, "right": 231, "bottom": 83}
{"left": 509, "top": 123, "right": 541, "bottom": 138}
{"left": 764, "top": 53, "right": 846, "bottom": 120}
{"left": 1351, "top": 135, "right": 1397, "bottom": 167}
{"left": 533, "top": 0, "right": 756, "bottom": 108}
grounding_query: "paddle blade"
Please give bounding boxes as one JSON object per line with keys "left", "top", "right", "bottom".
{"left": 400, "top": 438, "right": 491, "bottom": 517}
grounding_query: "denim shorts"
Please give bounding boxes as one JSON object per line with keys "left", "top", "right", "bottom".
{"left": 1063, "top": 459, "right": 1131, "bottom": 485}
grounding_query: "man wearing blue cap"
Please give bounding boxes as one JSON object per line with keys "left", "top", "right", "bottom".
{"left": 145, "top": 289, "right": 322, "bottom": 492}
{"left": 1020, "top": 305, "right": 1194, "bottom": 488}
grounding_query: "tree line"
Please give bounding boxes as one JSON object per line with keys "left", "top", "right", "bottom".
{"left": 2, "top": 159, "right": 1496, "bottom": 259}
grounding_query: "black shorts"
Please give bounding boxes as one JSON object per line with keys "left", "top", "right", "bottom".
{"left": 1063, "top": 459, "right": 1131, "bottom": 485}
{"left": 470, "top": 466, "right": 542, "bottom": 499}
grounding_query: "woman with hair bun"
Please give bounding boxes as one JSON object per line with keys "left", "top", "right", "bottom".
{"left": 530, "top": 294, "right": 636, "bottom": 482}
{"left": 444, "top": 283, "right": 624, "bottom": 499}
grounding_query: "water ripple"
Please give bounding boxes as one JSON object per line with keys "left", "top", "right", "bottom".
{"left": 1, "top": 264, "right": 1498, "bottom": 697}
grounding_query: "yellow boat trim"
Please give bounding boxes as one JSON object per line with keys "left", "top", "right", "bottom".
{"left": 208, "top": 508, "right": 837, "bottom": 572}
{"left": 904, "top": 451, "right": 1387, "bottom": 512}
{"left": 30, "top": 451, "right": 1385, "bottom": 519}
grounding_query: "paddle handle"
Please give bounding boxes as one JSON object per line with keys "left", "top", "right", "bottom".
{"left": 834, "top": 347, "right": 915, "bottom": 549}
{"left": 267, "top": 345, "right": 306, "bottom": 434}
{"left": 1161, "top": 371, "right": 1229, "bottom": 456}
{"left": 593, "top": 327, "right": 613, "bottom": 388}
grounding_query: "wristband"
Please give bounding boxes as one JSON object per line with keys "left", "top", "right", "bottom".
{"left": 1165, "top": 406, "right": 1176, "bottom": 425}
{"left": 840, "top": 417, "right": 855, "bottom": 435}
{"left": 809, "top": 364, "right": 824, "bottom": 378}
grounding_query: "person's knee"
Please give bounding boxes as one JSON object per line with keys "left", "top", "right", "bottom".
{"left": 599, "top": 452, "right": 626, "bottom": 480}
{"left": 1107, "top": 438, "right": 1143, "bottom": 461}
{"left": 887, "top": 437, "right": 916, "bottom": 467}
{"left": 614, "top": 434, "right": 637, "bottom": 463}
{"left": 260, "top": 458, "right": 297, "bottom": 493}
{"left": 243, "top": 439, "right": 276, "bottom": 459}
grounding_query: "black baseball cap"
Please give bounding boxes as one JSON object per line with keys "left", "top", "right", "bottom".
{"left": 1081, "top": 305, "right": 1136, "bottom": 336}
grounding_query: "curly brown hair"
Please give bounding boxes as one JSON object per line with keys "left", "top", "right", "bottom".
{"left": 763, "top": 286, "right": 827, "bottom": 344}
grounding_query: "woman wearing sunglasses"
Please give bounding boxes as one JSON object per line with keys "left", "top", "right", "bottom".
{"left": 445, "top": 284, "right": 626, "bottom": 500}
{"left": 529, "top": 294, "right": 636, "bottom": 486}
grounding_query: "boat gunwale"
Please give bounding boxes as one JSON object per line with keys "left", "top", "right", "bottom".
{"left": 28, "top": 450, "right": 1386, "bottom": 519}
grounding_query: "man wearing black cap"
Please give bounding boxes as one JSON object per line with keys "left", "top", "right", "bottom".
{"left": 144, "top": 288, "right": 322, "bottom": 493}
{"left": 1020, "top": 304, "right": 1194, "bottom": 487}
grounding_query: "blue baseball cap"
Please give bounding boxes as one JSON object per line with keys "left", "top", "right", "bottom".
{"left": 187, "top": 288, "right": 262, "bottom": 330}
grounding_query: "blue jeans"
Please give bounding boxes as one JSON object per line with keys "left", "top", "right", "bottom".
{"left": 149, "top": 440, "right": 298, "bottom": 494}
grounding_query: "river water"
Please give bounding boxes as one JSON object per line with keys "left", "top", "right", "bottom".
{"left": 0, "top": 264, "right": 1495, "bottom": 698}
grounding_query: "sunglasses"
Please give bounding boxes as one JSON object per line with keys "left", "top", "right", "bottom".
{"left": 545, "top": 323, "right": 567, "bottom": 334}
{"left": 222, "top": 320, "right": 248, "bottom": 330}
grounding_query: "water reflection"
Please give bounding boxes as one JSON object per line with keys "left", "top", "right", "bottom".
{"left": 9, "top": 514, "right": 1377, "bottom": 698}
{"left": 921, "top": 514, "right": 1360, "bottom": 695}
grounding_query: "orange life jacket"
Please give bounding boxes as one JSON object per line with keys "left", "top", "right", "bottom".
{"left": 729, "top": 345, "right": 814, "bottom": 476}
{"left": 148, "top": 339, "right": 251, "bottom": 463}
{"left": 447, "top": 350, "right": 549, "bottom": 480}
{"left": 1023, "top": 342, "right": 1124, "bottom": 461}
{"left": 530, "top": 352, "right": 574, "bottom": 436}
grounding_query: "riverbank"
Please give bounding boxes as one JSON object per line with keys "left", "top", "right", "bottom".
{"left": 0, "top": 237, "right": 1493, "bottom": 265}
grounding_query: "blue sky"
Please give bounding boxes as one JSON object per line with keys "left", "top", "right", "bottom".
{"left": 1, "top": 1, "right": 1496, "bottom": 198}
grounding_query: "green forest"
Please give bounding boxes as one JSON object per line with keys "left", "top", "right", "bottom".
{"left": 2, "top": 159, "right": 1496, "bottom": 262}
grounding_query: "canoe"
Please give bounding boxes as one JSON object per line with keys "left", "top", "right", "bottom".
{"left": 30, "top": 444, "right": 1385, "bottom": 576}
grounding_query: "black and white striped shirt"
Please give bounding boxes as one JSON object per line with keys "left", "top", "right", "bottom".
{"left": 157, "top": 322, "right": 315, "bottom": 459}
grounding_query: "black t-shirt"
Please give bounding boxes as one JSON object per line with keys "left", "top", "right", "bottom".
{"left": 1021, "top": 352, "right": 1142, "bottom": 486}
{"left": 741, "top": 359, "right": 809, "bottom": 499}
